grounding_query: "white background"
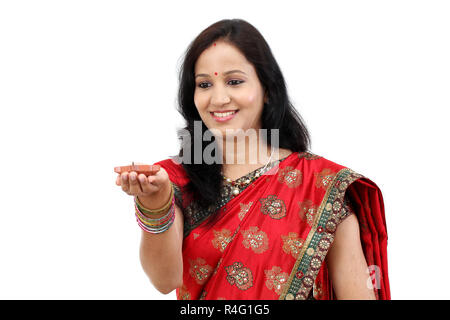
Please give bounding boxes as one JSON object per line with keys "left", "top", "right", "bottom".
{"left": 1, "top": 0, "right": 449, "bottom": 299}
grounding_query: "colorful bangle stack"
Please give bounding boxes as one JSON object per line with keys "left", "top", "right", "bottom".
{"left": 134, "top": 183, "right": 175, "bottom": 234}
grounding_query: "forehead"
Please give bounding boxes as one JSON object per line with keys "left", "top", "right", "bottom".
{"left": 194, "top": 41, "right": 254, "bottom": 73}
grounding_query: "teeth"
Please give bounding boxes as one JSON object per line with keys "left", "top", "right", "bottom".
{"left": 213, "top": 111, "right": 237, "bottom": 117}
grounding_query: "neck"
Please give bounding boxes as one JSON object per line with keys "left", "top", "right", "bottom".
{"left": 215, "top": 133, "right": 281, "bottom": 179}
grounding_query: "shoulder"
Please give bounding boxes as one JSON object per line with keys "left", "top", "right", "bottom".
{"left": 299, "top": 151, "right": 385, "bottom": 222}
{"left": 298, "top": 151, "right": 347, "bottom": 169}
{"left": 294, "top": 151, "right": 358, "bottom": 181}
{"left": 295, "top": 150, "right": 383, "bottom": 202}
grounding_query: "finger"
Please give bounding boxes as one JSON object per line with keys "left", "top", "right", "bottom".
{"left": 115, "top": 164, "right": 160, "bottom": 176}
{"left": 115, "top": 175, "right": 121, "bottom": 186}
{"left": 133, "top": 165, "right": 160, "bottom": 176}
{"left": 148, "top": 168, "right": 168, "bottom": 187}
{"left": 147, "top": 174, "right": 159, "bottom": 187}
{"left": 128, "top": 171, "right": 143, "bottom": 195}
{"left": 121, "top": 172, "right": 130, "bottom": 193}
{"left": 138, "top": 174, "right": 158, "bottom": 194}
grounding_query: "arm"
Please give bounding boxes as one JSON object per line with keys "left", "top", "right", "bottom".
{"left": 326, "top": 213, "right": 376, "bottom": 300}
{"left": 138, "top": 181, "right": 184, "bottom": 294}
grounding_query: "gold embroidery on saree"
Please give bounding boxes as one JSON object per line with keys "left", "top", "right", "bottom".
{"left": 238, "top": 201, "right": 253, "bottom": 220}
{"left": 182, "top": 155, "right": 290, "bottom": 237}
{"left": 188, "top": 258, "right": 213, "bottom": 285}
{"left": 298, "top": 199, "right": 318, "bottom": 227}
{"left": 178, "top": 284, "right": 191, "bottom": 300}
{"left": 277, "top": 166, "right": 303, "bottom": 188}
{"left": 225, "top": 262, "right": 254, "bottom": 290}
{"left": 314, "top": 168, "right": 336, "bottom": 190}
{"left": 281, "top": 232, "right": 305, "bottom": 259}
{"left": 298, "top": 151, "right": 322, "bottom": 160}
{"left": 280, "top": 168, "right": 364, "bottom": 300}
{"left": 313, "top": 281, "right": 324, "bottom": 299}
{"left": 264, "top": 266, "right": 289, "bottom": 296}
{"left": 211, "top": 228, "right": 233, "bottom": 253}
{"left": 259, "top": 195, "right": 287, "bottom": 220}
{"left": 241, "top": 226, "right": 269, "bottom": 254}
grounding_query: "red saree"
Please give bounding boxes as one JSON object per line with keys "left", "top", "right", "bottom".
{"left": 154, "top": 151, "right": 390, "bottom": 300}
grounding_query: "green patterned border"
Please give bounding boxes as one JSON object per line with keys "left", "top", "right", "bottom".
{"left": 280, "top": 168, "right": 363, "bottom": 300}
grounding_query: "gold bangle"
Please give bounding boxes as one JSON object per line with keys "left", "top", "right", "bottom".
{"left": 135, "top": 182, "right": 174, "bottom": 215}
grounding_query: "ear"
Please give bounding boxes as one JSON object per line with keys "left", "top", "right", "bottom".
{"left": 263, "top": 90, "right": 269, "bottom": 104}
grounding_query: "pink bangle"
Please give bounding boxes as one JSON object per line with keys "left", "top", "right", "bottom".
{"left": 134, "top": 195, "right": 176, "bottom": 234}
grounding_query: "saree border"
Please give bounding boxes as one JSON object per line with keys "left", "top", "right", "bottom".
{"left": 279, "top": 168, "right": 363, "bottom": 300}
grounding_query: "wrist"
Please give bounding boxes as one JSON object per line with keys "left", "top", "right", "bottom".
{"left": 134, "top": 181, "right": 176, "bottom": 234}
{"left": 137, "top": 181, "right": 172, "bottom": 212}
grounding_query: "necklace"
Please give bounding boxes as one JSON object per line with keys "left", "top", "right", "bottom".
{"left": 221, "top": 148, "right": 275, "bottom": 197}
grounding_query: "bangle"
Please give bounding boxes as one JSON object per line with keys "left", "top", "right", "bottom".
{"left": 135, "top": 203, "right": 174, "bottom": 226}
{"left": 134, "top": 194, "right": 176, "bottom": 234}
{"left": 136, "top": 211, "right": 175, "bottom": 234}
{"left": 135, "top": 183, "right": 173, "bottom": 215}
{"left": 134, "top": 182, "right": 174, "bottom": 216}
{"left": 136, "top": 214, "right": 175, "bottom": 234}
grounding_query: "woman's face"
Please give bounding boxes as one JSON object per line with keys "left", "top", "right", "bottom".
{"left": 194, "top": 41, "right": 267, "bottom": 139}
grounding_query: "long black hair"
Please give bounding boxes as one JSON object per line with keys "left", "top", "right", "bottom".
{"left": 176, "top": 18, "right": 310, "bottom": 213}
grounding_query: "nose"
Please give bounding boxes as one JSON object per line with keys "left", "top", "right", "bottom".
{"left": 210, "top": 85, "right": 231, "bottom": 107}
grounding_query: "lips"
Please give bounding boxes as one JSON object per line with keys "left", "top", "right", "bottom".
{"left": 210, "top": 110, "right": 239, "bottom": 122}
{"left": 210, "top": 110, "right": 238, "bottom": 114}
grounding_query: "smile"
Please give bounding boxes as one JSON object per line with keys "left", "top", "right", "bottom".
{"left": 210, "top": 110, "right": 239, "bottom": 122}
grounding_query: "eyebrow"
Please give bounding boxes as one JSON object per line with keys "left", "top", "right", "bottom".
{"left": 194, "top": 69, "right": 247, "bottom": 78}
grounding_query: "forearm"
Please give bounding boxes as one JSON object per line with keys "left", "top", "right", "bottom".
{"left": 137, "top": 183, "right": 184, "bottom": 294}
{"left": 139, "top": 215, "right": 183, "bottom": 294}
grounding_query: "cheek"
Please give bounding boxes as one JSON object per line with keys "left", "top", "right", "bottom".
{"left": 232, "top": 91, "right": 255, "bottom": 108}
{"left": 194, "top": 91, "right": 207, "bottom": 111}
{"left": 243, "top": 92, "right": 255, "bottom": 103}
{"left": 236, "top": 85, "right": 263, "bottom": 107}
{"left": 243, "top": 91, "right": 264, "bottom": 111}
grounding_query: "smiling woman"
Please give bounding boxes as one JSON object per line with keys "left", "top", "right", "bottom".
{"left": 115, "top": 18, "right": 390, "bottom": 300}
{"left": 193, "top": 42, "right": 267, "bottom": 139}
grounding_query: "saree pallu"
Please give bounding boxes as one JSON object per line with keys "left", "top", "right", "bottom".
{"left": 154, "top": 151, "right": 390, "bottom": 300}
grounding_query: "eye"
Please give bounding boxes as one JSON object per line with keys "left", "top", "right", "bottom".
{"left": 198, "top": 82, "right": 211, "bottom": 89}
{"left": 228, "top": 79, "right": 244, "bottom": 86}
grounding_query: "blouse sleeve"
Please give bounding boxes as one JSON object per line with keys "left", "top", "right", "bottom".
{"left": 153, "top": 158, "right": 189, "bottom": 210}
{"left": 338, "top": 194, "right": 355, "bottom": 223}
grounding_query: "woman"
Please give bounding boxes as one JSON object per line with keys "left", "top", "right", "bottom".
{"left": 115, "top": 19, "right": 390, "bottom": 300}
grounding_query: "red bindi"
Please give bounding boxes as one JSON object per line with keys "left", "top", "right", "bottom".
{"left": 214, "top": 43, "right": 216, "bottom": 46}
{"left": 214, "top": 72, "right": 218, "bottom": 76}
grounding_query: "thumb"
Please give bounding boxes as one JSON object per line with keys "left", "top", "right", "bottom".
{"left": 148, "top": 168, "right": 169, "bottom": 187}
